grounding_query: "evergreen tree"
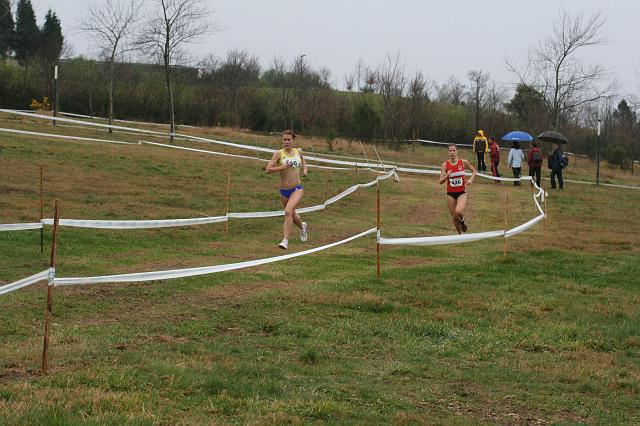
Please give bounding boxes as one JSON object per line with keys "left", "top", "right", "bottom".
{"left": 40, "top": 9, "right": 63, "bottom": 64}
{"left": 0, "top": 0, "right": 14, "bottom": 59}
{"left": 39, "top": 9, "right": 63, "bottom": 99}
{"left": 13, "top": 0, "right": 39, "bottom": 64}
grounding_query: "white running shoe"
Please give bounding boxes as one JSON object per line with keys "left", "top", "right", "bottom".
{"left": 300, "top": 222, "right": 308, "bottom": 242}
{"left": 278, "top": 239, "right": 288, "bottom": 250}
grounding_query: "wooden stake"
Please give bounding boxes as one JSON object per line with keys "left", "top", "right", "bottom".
{"left": 376, "top": 179, "right": 381, "bottom": 279}
{"left": 254, "top": 136, "right": 261, "bottom": 160}
{"left": 225, "top": 171, "right": 231, "bottom": 234}
{"left": 544, "top": 193, "right": 548, "bottom": 246}
{"left": 42, "top": 199, "right": 60, "bottom": 376}
{"left": 359, "top": 141, "right": 371, "bottom": 171}
{"left": 503, "top": 194, "right": 509, "bottom": 257}
{"left": 323, "top": 172, "right": 331, "bottom": 214}
{"left": 40, "top": 165, "right": 44, "bottom": 253}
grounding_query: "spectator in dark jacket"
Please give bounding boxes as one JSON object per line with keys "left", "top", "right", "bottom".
{"left": 528, "top": 141, "right": 543, "bottom": 187}
{"left": 549, "top": 143, "right": 564, "bottom": 189}
{"left": 489, "top": 137, "right": 501, "bottom": 181}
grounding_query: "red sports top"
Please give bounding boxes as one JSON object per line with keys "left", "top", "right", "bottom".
{"left": 445, "top": 159, "right": 466, "bottom": 193}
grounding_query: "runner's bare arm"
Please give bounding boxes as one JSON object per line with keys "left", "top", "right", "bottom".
{"left": 266, "top": 151, "right": 289, "bottom": 174}
{"left": 462, "top": 159, "right": 477, "bottom": 184}
{"left": 299, "top": 149, "right": 308, "bottom": 177}
{"left": 439, "top": 162, "right": 450, "bottom": 184}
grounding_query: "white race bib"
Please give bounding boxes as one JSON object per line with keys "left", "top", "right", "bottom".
{"left": 449, "top": 177, "right": 463, "bottom": 187}
{"left": 286, "top": 159, "right": 300, "bottom": 168}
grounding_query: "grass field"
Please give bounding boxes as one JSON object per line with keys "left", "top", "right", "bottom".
{"left": 1, "top": 112, "right": 639, "bottom": 424}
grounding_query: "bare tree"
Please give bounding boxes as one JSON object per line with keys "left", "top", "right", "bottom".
{"left": 375, "top": 52, "right": 406, "bottom": 143}
{"left": 269, "top": 55, "right": 293, "bottom": 130}
{"left": 138, "top": 0, "right": 213, "bottom": 142}
{"left": 507, "top": 10, "right": 616, "bottom": 130}
{"left": 291, "top": 54, "right": 310, "bottom": 132}
{"left": 344, "top": 73, "right": 355, "bottom": 91}
{"left": 218, "top": 48, "right": 260, "bottom": 128}
{"left": 437, "top": 76, "right": 465, "bottom": 105}
{"left": 466, "top": 70, "right": 490, "bottom": 130}
{"left": 79, "top": 0, "right": 142, "bottom": 132}
{"left": 408, "top": 71, "right": 427, "bottom": 150}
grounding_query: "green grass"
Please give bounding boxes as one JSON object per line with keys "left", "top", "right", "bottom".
{"left": 1, "top": 114, "right": 639, "bottom": 424}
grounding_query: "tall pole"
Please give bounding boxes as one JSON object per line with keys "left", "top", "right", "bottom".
{"left": 53, "top": 64, "right": 59, "bottom": 126}
{"left": 42, "top": 199, "right": 60, "bottom": 375}
{"left": 503, "top": 194, "right": 509, "bottom": 257}
{"left": 544, "top": 195, "right": 548, "bottom": 246}
{"left": 323, "top": 171, "right": 331, "bottom": 214}
{"left": 376, "top": 179, "right": 381, "bottom": 279}
{"left": 596, "top": 118, "right": 601, "bottom": 185}
{"left": 225, "top": 171, "right": 231, "bottom": 234}
{"left": 40, "top": 166, "right": 44, "bottom": 253}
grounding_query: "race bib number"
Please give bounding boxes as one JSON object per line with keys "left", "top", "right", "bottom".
{"left": 449, "top": 177, "right": 463, "bottom": 187}
{"left": 286, "top": 159, "right": 300, "bottom": 168}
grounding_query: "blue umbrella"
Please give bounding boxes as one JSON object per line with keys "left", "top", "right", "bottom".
{"left": 501, "top": 131, "right": 533, "bottom": 142}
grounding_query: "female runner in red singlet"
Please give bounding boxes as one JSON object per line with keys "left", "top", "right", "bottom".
{"left": 439, "top": 143, "right": 476, "bottom": 234}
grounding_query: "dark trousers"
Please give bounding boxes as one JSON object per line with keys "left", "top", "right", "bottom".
{"left": 491, "top": 159, "right": 500, "bottom": 178}
{"left": 530, "top": 166, "right": 541, "bottom": 187}
{"left": 512, "top": 167, "right": 521, "bottom": 186}
{"left": 476, "top": 152, "right": 486, "bottom": 172}
{"left": 550, "top": 167, "right": 563, "bottom": 189}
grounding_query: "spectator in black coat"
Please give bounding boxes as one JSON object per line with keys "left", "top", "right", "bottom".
{"left": 549, "top": 143, "right": 564, "bottom": 189}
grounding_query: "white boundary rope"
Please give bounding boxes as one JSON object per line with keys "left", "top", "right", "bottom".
{"left": 59, "top": 111, "right": 197, "bottom": 129}
{"left": 379, "top": 181, "right": 547, "bottom": 246}
{"left": 0, "top": 268, "right": 53, "bottom": 296}
{"left": 53, "top": 228, "right": 377, "bottom": 286}
{"left": 0, "top": 222, "right": 43, "bottom": 232}
{"left": 32, "top": 169, "right": 398, "bottom": 229}
{"left": 4, "top": 109, "right": 639, "bottom": 190}
{"left": 0, "top": 109, "right": 523, "bottom": 180}
{"left": 0, "top": 127, "right": 135, "bottom": 145}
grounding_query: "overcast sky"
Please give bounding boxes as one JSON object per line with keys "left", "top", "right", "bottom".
{"left": 29, "top": 0, "right": 640, "bottom": 96}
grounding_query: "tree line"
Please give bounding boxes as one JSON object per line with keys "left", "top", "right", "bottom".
{"left": 0, "top": 1, "right": 637, "bottom": 170}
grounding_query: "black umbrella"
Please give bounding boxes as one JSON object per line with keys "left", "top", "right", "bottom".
{"left": 537, "top": 130, "right": 568, "bottom": 144}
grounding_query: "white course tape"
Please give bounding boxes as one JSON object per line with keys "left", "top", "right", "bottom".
{"left": 143, "top": 141, "right": 351, "bottom": 171}
{"left": 33, "top": 169, "right": 398, "bottom": 230}
{"left": 41, "top": 216, "right": 228, "bottom": 229}
{"left": 60, "top": 111, "right": 197, "bottom": 129}
{"left": 562, "top": 178, "right": 640, "bottom": 191}
{"left": 143, "top": 140, "right": 269, "bottom": 162}
{"left": 0, "top": 127, "right": 135, "bottom": 145}
{"left": 417, "top": 139, "right": 473, "bottom": 148}
{"left": 477, "top": 172, "right": 532, "bottom": 182}
{"left": 296, "top": 204, "right": 326, "bottom": 214}
{"left": 0, "top": 222, "right": 43, "bottom": 231}
{"left": 0, "top": 269, "right": 50, "bottom": 296}
{"left": 379, "top": 229, "right": 506, "bottom": 246}
{"left": 54, "top": 228, "right": 378, "bottom": 286}
{"left": 381, "top": 173, "right": 547, "bottom": 247}
{"left": 0, "top": 109, "right": 168, "bottom": 137}
{"left": 3, "top": 109, "right": 530, "bottom": 182}
{"left": 324, "top": 186, "right": 359, "bottom": 205}
{"left": 504, "top": 214, "right": 545, "bottom": 239}
{"left": 303, "top": 149, "right": 441, "bottom": 170}
{"left": 6, "top": 109, "right": 636, "bottom": 187}
{"left": 533, "top": 193, "right": 544, "bottom": 215}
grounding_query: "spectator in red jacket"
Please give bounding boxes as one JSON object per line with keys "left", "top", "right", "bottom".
{"left": 527, "top": 141, "right": 543, "bottom": 187}
{"left": 489, "top": 137, "right": 501, "bottom": 181}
